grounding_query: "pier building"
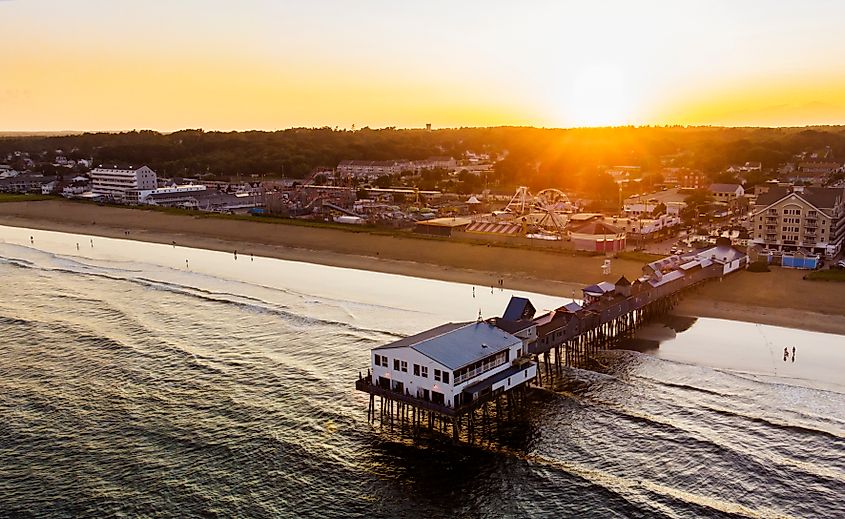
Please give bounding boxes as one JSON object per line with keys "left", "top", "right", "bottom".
{"left": 356, "top": 238, "right": 748, "bottom": 443}
{"left": 370, "top": 321, "right": 537, "bottom": 409}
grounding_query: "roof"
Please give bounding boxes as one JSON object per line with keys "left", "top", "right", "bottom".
{"left": 560, "top": 301, "right": 582, "bottom": 312}
{"left": 696, "top": 244, "right": 746, "bottom": 264}
{"left": 709, "top": 183, "right": 742, "bottom": 193}
{"left": 755, "top": 187, "right": 844, "bottom": 213}
{"left": 93, "top": 164, "right": 152, "bottom": 172}
{"left": 582, "top": 281, "right": 615, "bottom": 296}
{"left": 503, "top": 296, "right": 535, "bottom": 321}
{"left": 414, "top": 217, "right": 472, "bottom": 228}
{"left": 491, "top": 318, "right": 534, "bottom": 334}
{"left": 649, "top": 269, "right": 685, "bottom": 287}
{"left": 569, "top": 220, "right": 623, "bottom": 236}
{"left": 375, "top": 321, "right": 520, "bottom": 370}
{"left": 465, "top": 221, "right": 521, "bottom": 235}
{"left": 615, "top": 276, "right": 631, "bottom": 287}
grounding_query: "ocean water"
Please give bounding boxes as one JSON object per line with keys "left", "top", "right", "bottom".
{"left": 0, "top": 225, "right": 843, "bottom": 518}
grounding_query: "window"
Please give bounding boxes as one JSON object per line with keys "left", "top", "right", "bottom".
{"left": 381, "top": 356, "right": 388, "bottom": 367}
{"left": 413, "top": 364, "right": 420, "bottom": 376}
{"left": 374, "top": 354, "right": 381, "bottom": 366}
{"left": 434, "top": 369, "right": 442, "bottom": 382}
{"left": 400, "top": 360, "right": 408, "bottom": 372}
{"left": 421, "top": 366, "right": 428, "bottom": 378}
{"left": 442, "top": 371, "right": 449, "bottom": 383}
{"left": 394, "top": 359, "right": 400, "bottom": 371}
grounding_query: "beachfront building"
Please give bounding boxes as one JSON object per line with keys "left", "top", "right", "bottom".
{"left": 369, "top": 321, "right": 536, "bottom": 408}
{"left": 750, "top": 186, "right": 845, "bottom": 258}
{"left": 127, "top": 184, "right": 207, "bottom": 205}
{"left": 90, "top": 164, "right": 157, "bottom": 201}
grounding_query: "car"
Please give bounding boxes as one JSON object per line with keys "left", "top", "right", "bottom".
{"left": 837, "top": 260, "right": 845, "bottom": 268}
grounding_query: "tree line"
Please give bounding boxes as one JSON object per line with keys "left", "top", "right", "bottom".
{"left": 2, "top": 126, "right": 844, "bottom": 189}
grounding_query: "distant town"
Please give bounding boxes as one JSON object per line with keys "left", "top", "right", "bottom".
{"left": 1, "top": 132, "right": 844, "bottom": 270}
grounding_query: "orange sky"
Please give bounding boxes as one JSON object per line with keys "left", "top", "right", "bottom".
{"left": 3, "top": 1, "right": 845, "bottom": 131}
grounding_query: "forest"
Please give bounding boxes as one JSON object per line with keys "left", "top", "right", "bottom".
{"left": 2, "top": 126, "right": 845, "bottom": 192}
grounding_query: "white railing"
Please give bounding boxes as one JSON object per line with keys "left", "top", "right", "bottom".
{"left": 454, "top": 356, "right": 507, "bottom": 385}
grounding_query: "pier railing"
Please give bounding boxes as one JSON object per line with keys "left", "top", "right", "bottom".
{"left": 355, "top": 377, "right": 491, "bottom": 417}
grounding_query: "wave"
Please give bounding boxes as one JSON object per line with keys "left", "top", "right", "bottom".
{"left": 1, "top": 250, "right": 406, "bottom": 342}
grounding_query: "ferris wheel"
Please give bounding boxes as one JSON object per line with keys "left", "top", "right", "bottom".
{"left": 534, "top": 188, "right": 571, "bottom": 213}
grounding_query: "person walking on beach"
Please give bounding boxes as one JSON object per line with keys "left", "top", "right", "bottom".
{"left": 783, "top": 347, "right": 789, "bottom": 362}
{"left": 792, "top": 346, "right": 796, "bottom": 362}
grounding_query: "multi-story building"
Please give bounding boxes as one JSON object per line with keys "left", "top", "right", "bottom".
{"left": 784, "top": 162, "right": 844, "bottom": 186}
{"left": 369, "top": 320, "right": 536, "bottom": 408}
{"left": 90, "top": 164, "right": 157, "bottom": 201}
{"left": 337, "top": 156, "right": 455, "bottom": 178}
{"left": 337, "top": 160, "right": 411, "bottom": 178}
{"left": 127, "top": 184, "right": 207, "bottom": 205}
{"left": 0, "top": 173, "right": 56, "bottom": 193}
{"left": 750, "top": 186, "right": 845, "bottom": 258}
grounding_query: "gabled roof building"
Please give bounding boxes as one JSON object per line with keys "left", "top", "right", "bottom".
{"left": 750, "top": 186, "right": 845, "bottom": 258}
{"left": 369, "top": 321, "right": 536, "bottom": 409}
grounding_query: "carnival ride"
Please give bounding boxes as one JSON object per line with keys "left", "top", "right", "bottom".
{"left": 500, "top": 186, "right": 573, "bottom": 235}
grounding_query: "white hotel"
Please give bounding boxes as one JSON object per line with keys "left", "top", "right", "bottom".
{"left": 90, "top": 164, "right": 157, "bottom": 201}
{"left": 369, "top": 320, "right": 537, "bottom": 409}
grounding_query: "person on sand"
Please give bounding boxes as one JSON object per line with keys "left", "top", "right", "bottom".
{"left": 783, "top": 347, "right": 789, "bottom": 362}
{"left": 792, "top": 346, "right": 796, "bottom": 362}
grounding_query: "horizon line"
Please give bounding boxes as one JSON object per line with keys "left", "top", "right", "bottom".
{"left": 4, "top": 123, "right": 845, "bottom": 136}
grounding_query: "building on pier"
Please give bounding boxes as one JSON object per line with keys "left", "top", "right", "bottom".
{"left": 356, "top": 239, "right": 748, "bottom": 441}
{"left": 369, "top": 321, "right": 537, "bottom": 409}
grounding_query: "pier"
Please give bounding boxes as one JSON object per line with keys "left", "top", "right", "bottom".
{"left": 355, "top": 238, "right": 748, "bottom": 443}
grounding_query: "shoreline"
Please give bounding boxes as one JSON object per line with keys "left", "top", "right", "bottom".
{"left": 1, "top": 200, "right": 844, "bottom": 335}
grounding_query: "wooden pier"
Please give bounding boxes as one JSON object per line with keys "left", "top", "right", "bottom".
{"left": 356, "top": 240, "right": 747, "bottom": 444}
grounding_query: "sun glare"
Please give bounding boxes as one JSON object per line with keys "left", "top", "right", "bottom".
{"left": 565, "top": 65, "right": 633, "bottom": 127}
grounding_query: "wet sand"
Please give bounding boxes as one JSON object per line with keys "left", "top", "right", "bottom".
{"left": 1, "top": 199, "right": 844, "bottom": 335}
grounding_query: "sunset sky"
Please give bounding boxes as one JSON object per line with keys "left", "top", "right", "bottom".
{"left": 3, "top": 0, "right": 845, "bottom": 131}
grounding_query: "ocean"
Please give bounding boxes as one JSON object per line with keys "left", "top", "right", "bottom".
{"left": 0, "top": 225, "right": 843, "bottom": 518}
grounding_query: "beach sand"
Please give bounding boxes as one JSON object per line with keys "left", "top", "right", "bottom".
{"left": 1, "top": 199, "right": 844, "bottom": 335}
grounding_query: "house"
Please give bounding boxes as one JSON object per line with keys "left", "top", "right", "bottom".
{"left": 709, "top": 183, "right": 745, "bottom": 207}
{"left": 41, "top": 180, "right": 58, "bottom": 195}
{"left": 90, "top": 164, "right": 157, "bottom": 201}
{"left": 369, "top": 321, "right": 536, "bottom": 408}
{"left": 62, "top": 180, "right": 90, "bottom": 197}
{"left": 750, "top": 185, "right": 845, "bottom": 258}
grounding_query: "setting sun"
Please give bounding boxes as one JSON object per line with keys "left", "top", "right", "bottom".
{"left": 565, "top": 65, "right": 633, "bottom": 127}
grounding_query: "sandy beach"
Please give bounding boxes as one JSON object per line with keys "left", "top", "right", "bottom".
{"left": 1, "top": 199, "right": 844, "bottom": 335}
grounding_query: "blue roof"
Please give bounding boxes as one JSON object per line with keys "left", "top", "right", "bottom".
{"left": 503, "top": 296, "right": 535, "bottom": 321}
{"left": 582, "top": 281, "right": 615, "bottom": 295}
{"left": 376, "top": 321, "right": 520, "bottom": 370}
